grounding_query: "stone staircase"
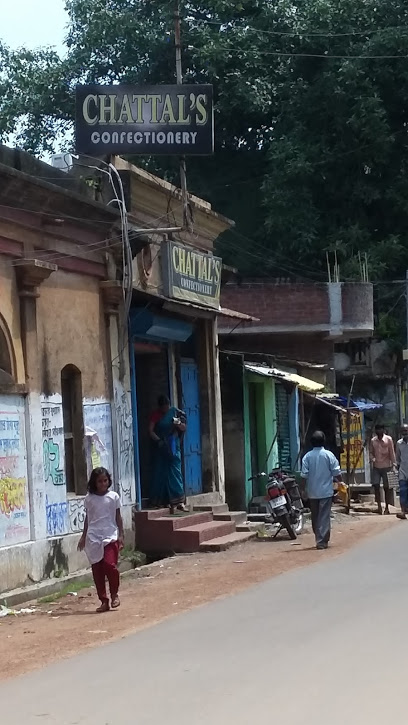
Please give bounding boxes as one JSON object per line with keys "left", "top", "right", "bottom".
{"left": 134, "top": 503, "right": 255, "bottom": 554}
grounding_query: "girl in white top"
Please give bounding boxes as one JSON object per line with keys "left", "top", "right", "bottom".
{"left": 78, "top": 467, "right": 124, "bottom": 613}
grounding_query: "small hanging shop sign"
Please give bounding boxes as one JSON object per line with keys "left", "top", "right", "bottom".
{"left": 162, "top": 241, "right": 222, "bottom": 309}
{"left": 75, "top": 84, "right": 214, "bottom": 156}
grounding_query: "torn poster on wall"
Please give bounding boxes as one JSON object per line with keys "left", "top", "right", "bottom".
{"left": 41, "top": 395, "right": 68, "bottom": 537}
{"left": 113, "top": 381, "right": 134, "bottom": 505}
{"left": 0, "top": 395, "right": 30, "bottom": 547}
{"left": 83, "top": 401, "right": 114, "bottom": 478}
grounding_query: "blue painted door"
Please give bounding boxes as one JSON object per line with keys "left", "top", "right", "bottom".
{"left": 180, "top": 359, "right": 202, "bottom": 496}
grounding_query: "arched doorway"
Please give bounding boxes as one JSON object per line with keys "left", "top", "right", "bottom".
{"left": 0, "top": 314, "right": 15, "bottom": 385}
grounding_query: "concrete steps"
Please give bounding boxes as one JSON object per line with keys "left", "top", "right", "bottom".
{"left": 193, "top": 503, "right": 229, "bottom": 514}
{"left": 173, "top": 520, "right": 236, "bottom": 552}
{"left": 134, "top": 504, "right": 249, "bottom": 554}
{"left": 199, "top": 531, "right": 257, "bottom": 552}
{"left": 148, "top": 512, "right": 213, "bottom": 533}
{"left": 213, "top": 511, "right": 247, "bottom": 526}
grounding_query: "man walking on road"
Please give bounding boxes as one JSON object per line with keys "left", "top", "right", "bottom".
{"left": 396, "top": 424, "right": 408, "bottom": 520}
{"left": 370, "top": 424, "right": 396, "bottom": 516}
{"left": 301, "top": 431, "right": 342, "bottom": 550}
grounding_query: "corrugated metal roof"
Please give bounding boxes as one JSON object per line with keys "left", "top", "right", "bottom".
{"left": 244, "top": 364, "right": 324, "bottom": 393}
{"left": 162, "top": 298, "right": 257, "bottom": 320}
{"left": 219, "top": 307, "right": 258, "bottom": 321}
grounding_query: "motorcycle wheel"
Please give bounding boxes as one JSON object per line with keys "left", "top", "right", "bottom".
{"left": 281, "top": 513, "right": 297, "bottom": 540}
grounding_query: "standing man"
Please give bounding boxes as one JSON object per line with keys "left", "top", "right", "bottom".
{"left": 370, "top": 424, "right": 396, "bottom": 515}
{"left": 301, "top": 431, "right": 342, "bottom": 550}
{"left": 396, "top": 424, "right": 408, "bottom": 520}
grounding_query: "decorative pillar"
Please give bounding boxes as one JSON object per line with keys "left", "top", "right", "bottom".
{"left": 100, "top": 280, "right": 123, "bottom": 491}
{"left": 198, "top": 317, "right": 225, "bottom": 501}
{"left": 100, "top": 280, "right": 136, "bottom": 518}
{"left": 211, "top": 318, "right": 226, "bottom": 502}
{"left": 16, "top": 260, "right": 57, "bottom": 541}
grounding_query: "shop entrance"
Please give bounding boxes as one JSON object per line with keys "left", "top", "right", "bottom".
{"left": 180, "top": 359, "right": 202, "bottom": 496}
{"left": 134, "top": 343, "right": 170, "bottom": 502}
{"left": 248, "top": 382, "right": 259, "bottom": 490}
{"left": 276, "top": 382, "right": 292, "bottom": 469}
{"left": 302, "top": 398, "right": 340, "bottom": 459}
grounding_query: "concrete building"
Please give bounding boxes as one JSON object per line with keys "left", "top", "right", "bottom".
{"left": 110, "top": 160, "right": 257, "bottom": 552}
{"left": 335, "top": 338, "right": 401, "bottom": 432}
{"left": 219, "top": 280, "right": 374, "bottom": 386}
{"left": 218, "top": 280, "right": 374, "bottom": 509}
{"left": 0, "top": 146, "right": 134, "bottom": 593}
{"left": 113, "top": 158, "right": 237, "bottom": 509}
{"left": 0, "top": 148, "right": 246, "bottom": 591}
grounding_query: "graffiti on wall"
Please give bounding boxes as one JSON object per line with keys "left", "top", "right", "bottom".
{"left": 0, "top": 477, "right": 26, "bottom": 516}
{"left": 42, "top": 402, "right": 65, "bottom": 486}
{"left": 41, "top": 396, "right": 68, "bottom": 537}
{"left": 83, "top": 401, "right": 114, "bottom": 477}
{"left": 45, "top": 495, "right": 68, "bottom": 537}
{"left": 68, "top": 497, "right": 86, "bottom": 534}
{"left": 113, "top": 381, "right": 134, "bottom": 504}
{"left": 0, "top": 396, "right": 30, "bottom": 547}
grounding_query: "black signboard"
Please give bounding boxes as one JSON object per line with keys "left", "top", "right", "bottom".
{"left": 75, "top": 84, "right": 214, "bottom": 156}
{"left": 162, "top": 241, "right": 222, "bottom": 309}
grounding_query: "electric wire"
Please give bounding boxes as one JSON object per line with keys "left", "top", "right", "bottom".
{"left": 189, "top": 17, "right": 408, "bottom": 38}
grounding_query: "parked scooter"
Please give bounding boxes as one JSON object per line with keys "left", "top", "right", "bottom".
{"left": 250, "top": 468, "right": 304, "bottom": 540}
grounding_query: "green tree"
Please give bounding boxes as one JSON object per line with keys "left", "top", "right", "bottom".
{"left": 2, "top": 0, "right": 408, "bottom": 300}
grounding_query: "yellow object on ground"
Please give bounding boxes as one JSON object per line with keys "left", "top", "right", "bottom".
{"left": 337, "top": 482, "right": 348, "bottom": 505}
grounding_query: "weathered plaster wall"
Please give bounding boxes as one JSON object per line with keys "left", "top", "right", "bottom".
{"left": 0, "top": 395, "right": 30, "bottom": 547}
{"left": 0, "top": 533, "right": 88, "bottom": 593}
{"left": 37, "top": 271, "right": 109, "bottom": 399}
{"left": 0, "top": 257, "right": 25, "bottom": 383}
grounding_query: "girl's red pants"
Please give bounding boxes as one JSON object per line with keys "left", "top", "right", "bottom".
{"left": 91, "top": 541, "right": 120, "bottom": 603}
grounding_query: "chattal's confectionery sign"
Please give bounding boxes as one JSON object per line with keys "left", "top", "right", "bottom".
{"left": 75, "top": 84, "right": 214, "bottom": 156}
{"left": 162, "top": 241, "right": 222, "bottom": 309}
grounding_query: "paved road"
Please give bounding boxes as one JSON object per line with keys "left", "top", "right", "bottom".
{"left": 1, "top": 525, "right": 406, "bottom": 724}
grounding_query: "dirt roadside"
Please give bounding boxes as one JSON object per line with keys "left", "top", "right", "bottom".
{"left": 0, "top": 515, "right": 395, "bottom": 681}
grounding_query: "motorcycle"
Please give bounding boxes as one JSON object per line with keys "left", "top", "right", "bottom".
{"left": 250, "top": 468, "right": 304, "bottom": 540}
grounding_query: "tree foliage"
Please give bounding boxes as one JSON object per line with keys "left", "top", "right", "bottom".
{"left": 2, "top": 0, "right": 408, "bottom": 312}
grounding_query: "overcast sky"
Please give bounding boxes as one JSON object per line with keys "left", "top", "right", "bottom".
{"left": 1, "top": 0, "right": 67, "bottom": 51}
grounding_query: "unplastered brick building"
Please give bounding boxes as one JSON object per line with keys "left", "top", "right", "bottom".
{"left": 219, "top": 280, "right": 374, "bottom": 387}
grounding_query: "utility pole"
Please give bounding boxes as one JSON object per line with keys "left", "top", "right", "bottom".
{"left": 346, "top": 374, "right": 355, "bottom": 514}
{"left": 174, "top": 1, "right": 192, "bottom": 231}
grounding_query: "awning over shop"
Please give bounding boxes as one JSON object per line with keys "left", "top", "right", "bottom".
{"left": 244, "top": 364, "right": 324, "bottom": 393}
{"left": 306, "top": 393, "right": 359, "bottom": 416}
{"left": 130, "top": 307, "right": 193, "bottom": 342}
{"left": 352, "top": 399, "right": 383, "bottom": 411}
{"left": 162, "top": 298, "right": 257, "bottom": 321}
{"left": 315, "top": 394, "right": 382, "bottom": 413}
{"left": 220, "top": 307, "right": 257, "bottom": 321}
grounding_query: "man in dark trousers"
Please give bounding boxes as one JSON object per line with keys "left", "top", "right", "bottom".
{"left": 301, "top": 430, "right": 342, "bottom": 550}
{"left": 370, "top": 423, "right": 396, "bottom": 515}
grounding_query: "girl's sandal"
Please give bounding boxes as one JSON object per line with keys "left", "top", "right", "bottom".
{"left": 111, "top": 597, "right": 120, "bottom": 609}
{"left": 96, "top": 601, "right": 110, "bottom": 613}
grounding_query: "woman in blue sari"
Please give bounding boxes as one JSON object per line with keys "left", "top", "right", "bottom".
{"left": 149, "top": 395, "right": 188, "bottom": 513}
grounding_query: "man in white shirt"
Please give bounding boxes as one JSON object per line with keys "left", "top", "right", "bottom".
{"left": 301, "top": 430, "right": 342, "bottom": 550}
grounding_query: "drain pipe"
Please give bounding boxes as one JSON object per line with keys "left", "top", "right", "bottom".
{"left": 129, "top": 335, "right": 142, "bottom": 511}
